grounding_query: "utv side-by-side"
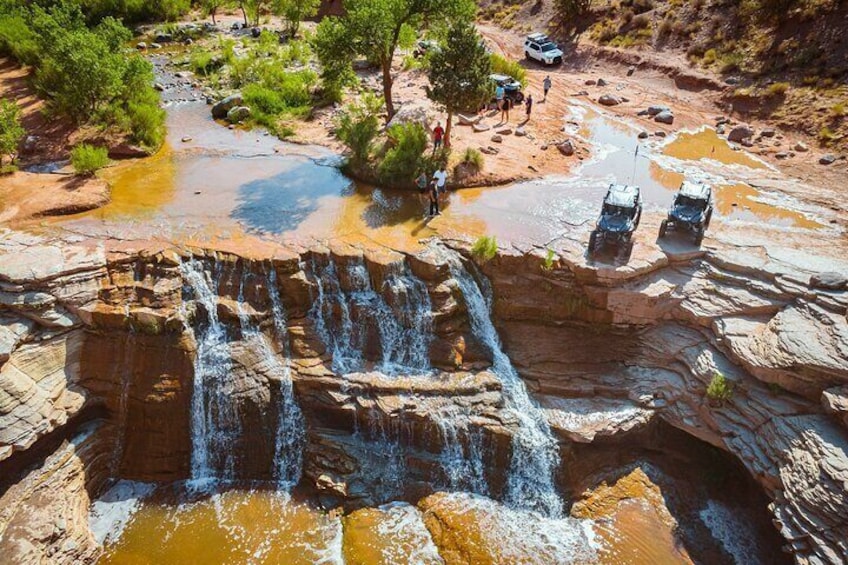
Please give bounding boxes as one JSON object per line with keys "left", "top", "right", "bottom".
{"left": 658, "top": 181, "right": 713, "bottom": 245}
{"left": 588, "top": 184, "right": 643, "bottom": 259}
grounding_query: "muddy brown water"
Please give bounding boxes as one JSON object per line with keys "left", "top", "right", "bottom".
{"left": 48, "top": 93, "right": 823, "bottom": 254}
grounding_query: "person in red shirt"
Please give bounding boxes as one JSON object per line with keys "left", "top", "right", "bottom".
{"left": 432, "top": 122, "right": 444, "bottom": 153}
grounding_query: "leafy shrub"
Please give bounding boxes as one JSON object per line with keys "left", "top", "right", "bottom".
{"left": 127, "top": 100, "right": 166, "bottom": 148}
{"left": 335, "top": 94, "right": 383, "bottom": 166}
{"left": 0, "top": 11, "right": 40, "bottom": 64}
{"left": 832, "top": 103, "right": 846, "bottom": 117}
{"left": 471, "top": 235, "right": 498, "bottom": 262}
{"left": 818, "top": 126, "right": 837, "bottom": 143}
{"left": 70, "top": 144, "right": 109, "bottom": 175}
{"left": 541, "top": 248, "right": 556, "bottom": 271}
{"left": 190, "top": 50, "right": 223, "bottom": 77}
{"left": 706, "top": 371, "right": 733, "bottom": 404}
{"left": 490, "top": 54, "right": 527, "bottom": 86}
{"left": 0, "top": 99, "right": 25, "bottom": 166}
{"left": 378, "top": 122, "right": 428, "bottom": 185}
{"left": 460, "top": 147, "right": 483, "bottom": 170}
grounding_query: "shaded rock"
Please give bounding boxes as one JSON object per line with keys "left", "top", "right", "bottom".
{"left": 794, "top": 142, "right": 809, "bottom": 152}
{"left": 136, "top": 42, "right": 147, "bottom": 50}
{"left": 810, "top": 272, "right": 847, "bottom": 291}
{"left": 627, "top": 65, "right": 636, "bottom": 76}
{"left": 585, "top": 79, "right": 596, "bottom": 86}
{"left": 154, "top": 33, "right": 173, "bottom": 43}
{"left": 819, "top": 154, "right": 837, "bottom": 165}
{"left": 728, "top": 125, "right": 754, "bottom": 142}
{"left": 514, "top": 127, "right": 526, "bottom": 137}
{"left": 761, "top": 128, "right": 776, "bottom": 138}
{"left": 211, "top": 93, "right": 244, "bottom": 119}
{"left": 654, "top": 110, "right": 674, "bottom": 125}
{"left": 597, "top": 78, "right": 608, "bottom": 86}
{"left": 638, "top": 131, "right": 649, "bottom": 139}
{"left": 495, "top": 127, "right": 512, "bottom": 135}
{"left": 654, "top": 131, "right": 666, "bottom": 138}
{"left": 386, "top": 101, "right": 435, "bottom": 131}
{"left": 557, "top": 140, "right": 575, "bottom": 156}
{"left": 149, "top": 43, "right": 162, "bottom": 49}
{"left": 226, "top": 106, "right": 251, "bottom": 123}
{"left": 647, "top": 105, "right": 670, "bottom": 116}
{"left": 457, "top": 113, "right": 481, "bottom": 126}
{"left": 598, "top": 94, "right": 621, "bottom": 106}
{"left": 472, "top": 123, "right": 490, "bottom": 133}
{"left": 491, "top": 134, "right": 503, "bottom": 143}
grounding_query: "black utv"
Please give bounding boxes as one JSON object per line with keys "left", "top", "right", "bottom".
{"left": 588, "top": 184, "right": 643, "bottom": 259}
{"left": 658, "top": 181, "right": 713, "bottom": 246}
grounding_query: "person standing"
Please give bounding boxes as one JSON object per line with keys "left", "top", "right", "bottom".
{"left": 495, "top": 84, "right": 505, "bottom": 112}
{"left": 416, "top": 171, "right": 428, "bottom": 203}
{"left": 524, "top": 94, "right": 533, "bottom": 121}
{"left": 500, "top": 96, "right": 510, "bottom": 123}
{"left": 543, "top": 75, "right": 552, "bottom": 102}
{"left": 428, "top": 181, "right": 440, "bottom": 216}
{"left": 432, "top": 165, "right": 447, "bottom": 195}
{"left": 432, "top": 122, "right": 444, "bottom": 153}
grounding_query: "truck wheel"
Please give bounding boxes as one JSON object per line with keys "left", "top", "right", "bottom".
{"left": 525, "top": 52, "right": 531, "bottom": 61}
{"left": 658, "top": 219, "right": 668, "bottom": 238}
{"left": 704, "top": 209, "right": 713, "bottom": 229}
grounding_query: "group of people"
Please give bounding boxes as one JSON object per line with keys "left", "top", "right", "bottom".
{"left": 494, "top": 75, "right": 552, "bottom": 123}
{"left": 416, "top": 161, "right": 448, "bottom": 217}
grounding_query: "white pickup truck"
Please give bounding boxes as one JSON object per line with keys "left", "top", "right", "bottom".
{"left": 523, "top": 33, "right": 563, "bottom": 66}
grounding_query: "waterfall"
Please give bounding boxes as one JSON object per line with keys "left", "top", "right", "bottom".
{"left": 266, "top": 268, "right": 305, "bottom": 488}
{"left": 181, "top": 258, "right": 240, "bottom": 482}
{"left": 435, "top": 417, "right": 489, "bottom": 496}
{"left": 445, "top": 252, "right": 563, "bottom": 517}
{"left": 306, "top": 256, "right": 433, "bottom": 376}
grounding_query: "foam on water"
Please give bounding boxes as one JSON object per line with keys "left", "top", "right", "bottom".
{"left": 88, "top": 480, "right": 155, "bottom": 545}
{"left": 373, "top": 502, "right": 444, "bottom": 564}
{"left": 699, "top": 499, "right": 765, "bottom": 565}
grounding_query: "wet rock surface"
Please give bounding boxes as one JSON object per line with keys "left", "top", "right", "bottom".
{"left": 0, "top": 228, "right": 845, "bottom": 563}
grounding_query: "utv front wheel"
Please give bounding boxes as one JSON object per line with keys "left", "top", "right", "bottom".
{"left": 704, "top": 209, "right": 713, "bottom": 229}
{"left": 621, "top": 240, "right": 634, "bottom": 261}
{"left": 588, "top": 231, "right": 598, "bottom": 255}
{"left": 658, "top": 219, "right": 668, "bottom": 238}
{"left": 694, "top": 227, "right": 704, "bottom": 247}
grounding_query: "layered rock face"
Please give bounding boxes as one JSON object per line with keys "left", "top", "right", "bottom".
{"left": 0, "top": 230, "right": 846, "bottom": 563}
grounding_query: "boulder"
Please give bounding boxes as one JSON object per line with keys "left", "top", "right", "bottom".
{"left": 495, "top": 127, "right": 512, "bottom": 135}
{"left": 819, "top": 154, "right": 837, "bottom": 165}
{"left": 472, "top": 123, "right": 491, "bottom": 133}
{"left": 226, "top": 106, "right": 251, "bottom": 123}
{"left": 653, "top": 110, "right": 674, "bottom": 125}
{"left": 584, "top": 79, "right": 596, "bottom": 86}
{"left": 154, "top": 33, "right": 173, "bottom": 43}
{"left": 457, "top": 113, "right": 481, "bottom": 126}
{"left": 515, "top": 127, "right": 526, "bottom": 137}
{"left": 761, "top": 128, "right": 776, "bottom": 137}
{"left": 810, "top": 272, "right": 847, "bottom": 291}
{"left": 638, "top": 131, "right": 649, "bottom": 139}
{"left": 557, "top": 140, "right": 575, "bottom": 156}
{"left": 647, "top": 105, "right": 670, "bottom": 116}
{"left": 597, "top": 78, "right": 608, "bottom": 86}
{"left": 491, "top": 134, "right": 503, "bottom": 143}
{"left": 598, "top": 94, "right": 621, "bottom": 106}
{"left": 386, "top": 101, "right": 435, "bottom": 131}
{"left": 727, "top": 125, "right": 754, "bottom": 142}
{"left": 211, "top": 93, "right": 244, "bottom": 119}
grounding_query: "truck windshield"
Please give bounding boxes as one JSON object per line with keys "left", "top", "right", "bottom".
{"left": 540, "top": 43, "right": 558, "bottom": 52}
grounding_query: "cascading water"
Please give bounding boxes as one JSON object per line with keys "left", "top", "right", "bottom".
{"left": 181, "top": 258, "right": 240, "bottom": 482}
{"left": 444, "top": 250, "right": 563, "bottom": 517}
{"left": 306, "top": 256, "right": 433, "bottom": 376}
{"left": 267, "top": 268, "right": 306, "bottom": 487}
{"left": 435, "top": 417, "right": 489, "bottom": 496}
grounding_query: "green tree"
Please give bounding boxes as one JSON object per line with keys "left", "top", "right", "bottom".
{"left": 0, "top": 99, "right": 25, "bottom": 167}
{"left": 335, "top": 93, "right": 384, "bottom": 167}
{"left": 274, "top": 0, "right": 319, "bottom": 37}
{"left": 201, "top": 0, "right": 229, "bottom": 24}
{"left": 239, "top": 0, "right": 271, "bottom": 26}
{"left": 427, "top": 20, "right": 492, "bottom": 146}
{"left": 311, "top": 17, "right": 356, "bottom": 101}
{"left": 314, "top": 0, "right": 474, "bottom": 122}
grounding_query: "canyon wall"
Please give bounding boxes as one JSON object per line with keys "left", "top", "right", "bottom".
{"left": 0, "top": 231, "right": 845, "bottom": 563}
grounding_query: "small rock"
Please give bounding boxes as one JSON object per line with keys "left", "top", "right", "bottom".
{"left": 540, "top": 144, "right": 548, "bottom": 151}
{"left": 654, "top": 110, "right": 674, "bottom": 125}
{"left": 515, "top": 127, "right": 526, "bottom": 137}
{"left": 496, "top": 127, "right": 513, "bottom": 135}
{"left": 491, "top": 134, "right": 503, "bottom": 143}
{"left": 597, "top": 78, "right": 608, "bottom": 86}
{"left": 557, "top": 140, "right": 575, "bottom": 156}
{"left": 457, "top": 113, "right": 481, "bottom": 126}
{"left": 154, "top": 33, "right": 173, "bottom": 43}
{"left": 819, "top": 154, "right": 837, "bottom": 165}
{"left": 212, "top": 93, "right": 244, "bottom": 119}
{"left": 181, "top": 136, "right": 192, "bottom": 143}
{"left": 741, "top": 138, "right": 754, "bottom": 147}
{"left": 598, "top": 94, "right": 621, "bottom": 106}
{"left": 761, "top": 128, "right": 776, "bottom": 137}
{"left": 717, "top": 125, "right": 726, "bottom": 135}
{"left": 654, "top": 131, "right": 667, "bottom": 138}
{"left": 627, "top": 66, "right": 636, "bottom": 76}
{"left": 194, "top": 191, "right": 202, "bottom": 195}
{"left": 472, "top": 123, "right": 491, "bottom": 133}
{"left": 725, "top": 76, "right": 741, "bottom": 85}
{"left": 183, "top": 38, "right": 193, "bottom": 45}
{"left": 647, "top": 105, "right": 670, "bottom": 116}
{"left": 584, "top": 79, "right": 596, "bottom": 86}
{"left": 150, "top": 43, "right": 162, "bottom": 49}
{"left": 727, "top": 125, "right": 754, "bottom": 142}
{"left": 153, "top": 83, "right": 165, "bottom": 92}
{"left": 638, "top": 131, "right": 649, "bottom": 139}
{"left": 776, "top": 152, "right": 789, "bottom": 159}
{"left": 794, "top": 142, "right": 809, "bottom": 152}
{"left": 136, "top": 42, "right": 147, "bottom": 50}
{"left": 528, "top": 165, "right": 538, "bottom": 172}
{"left": 226, "top": 105, "right": 251, "bottom": 123}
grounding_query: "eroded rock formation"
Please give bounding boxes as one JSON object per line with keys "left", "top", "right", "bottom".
{"left": 0, "top": 229, "right": 845, "bottom": 563}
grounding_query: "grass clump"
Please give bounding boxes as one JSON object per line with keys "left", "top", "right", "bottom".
{"left": 541, "top": 248, "right": 556, "bottom": 271}
{"left": 471, "top": 235, "right": 498, "bottom": 262}
{"left": 706, "top": 371, "right": 733, "bottom": 404}
{"left": 70, "top": 144, "right": 109, "bottom": 176}
{"left": 490, "top": 53, "right": 527, "bottom": 86}
{"left": 765, "top": 81, "right": 790, "bottom": 97}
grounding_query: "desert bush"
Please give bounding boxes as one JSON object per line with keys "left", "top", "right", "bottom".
{"left": 70, "top": 144, "right": 109, "bottom": 175}
{"left": 378, "top": 122, "right": 428, "bottom": 185}
{"left": 765, "top": 81, "right": 790, "bottom": 96}
{"left": 541, "top": 248, "right": 556, "bottom": 271}
{"left": 471, "top": 235, "right": 498, "bottom": 262}
{"left": 818, "top": 126, "right": 837, "bottom": 143}
{"left": 490, "top": 53, "right": 527, "bottom": 86}
{"left": 832, "top": 103, "right": 846, "bottom": 118}
{"left": 335, "top": 94, "right": 383, "bottom": 166}
{"left": 460, "top": 147, "right": 483, "bottom": 170}
{"left": 706, "top": 371, "right": 733, "bottom": 404}
{"left": 190, "top": 50, "right": 223, "bottom": 77}
{"left": 0, "top": 99, "right": 24, "bottom": 167}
